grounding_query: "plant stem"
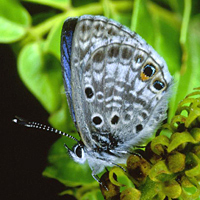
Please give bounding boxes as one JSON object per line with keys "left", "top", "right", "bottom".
{"left": 31, "top": 3, "right": 103, "bottom": 37}
{"left": 179, "top": 0, "right": 192, "bottom": 75}
{"left": 131, "top": 0, "right": 141, "bottom": 31}
{"left": 180, "top": 0, "right": 192, "bottom": 46}
{"left": 23, "top": 0, "right": 134, "bottom": 44}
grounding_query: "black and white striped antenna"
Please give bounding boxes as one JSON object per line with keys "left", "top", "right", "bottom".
{"left": 12, "top": 116, "right": 79, "bottom": 143}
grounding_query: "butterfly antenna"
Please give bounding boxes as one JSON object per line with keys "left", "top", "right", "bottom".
{"left": 12, "top": 116, "right": 79, "bottom": 143}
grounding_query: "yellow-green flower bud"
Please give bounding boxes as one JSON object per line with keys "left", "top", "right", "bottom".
{"left": 166, "top": 151, "right": 185, "bottom": 173}
{"left": 162, "top": 180, "right": 182, "bottom": 198}
{"left": 120, "top": 188, "right": 141, "bottom": 200}
{"left": 100, "top": 172, "right": 120, "bottom": 200}
{"left": 145, "top": 142, "right": 163, "bottom": 164}
{"left": 127, "top": 154, "right": 151, "bottom": 183}
{"left": 190, "top": 128, "right": 200, "bottom": 142}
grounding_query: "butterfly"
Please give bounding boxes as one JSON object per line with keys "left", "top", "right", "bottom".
{"left": 14, "top": 15, "right": 173, "bottom": 184}
{"left": 60, "top": 15, "right": 172, "bottom": 181}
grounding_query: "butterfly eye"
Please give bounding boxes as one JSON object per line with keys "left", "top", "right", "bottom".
{"left": 141, "top": 64, "right": 156, "bottom": 81}
{"left": 153, "top": 80, "right": 165, "bottom": 90}
{"left": 74, "top": 145, "right": 83, "bottom": 158}
{"left": 70, "top": 144, "right": 86, "bottom": 164}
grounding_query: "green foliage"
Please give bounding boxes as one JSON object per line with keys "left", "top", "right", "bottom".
{"left": 18, "top": 41, "right": 63, "bottom": 113}
{"left": 0, "top": 0, "right": 30, "bottom": 42}
{"left": 2, "top": 0, "right": 200, "bottom": 199}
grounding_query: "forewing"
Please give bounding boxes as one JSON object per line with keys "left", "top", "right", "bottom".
{"left": 61, "top": 17, "right": 78, "bottom": 124}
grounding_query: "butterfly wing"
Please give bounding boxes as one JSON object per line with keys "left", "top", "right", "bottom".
{"left": 64, "top": 15, "right": 172, "bottom": 151}
{"left": 61, "top": 17, "right": 78, "bottom": 124}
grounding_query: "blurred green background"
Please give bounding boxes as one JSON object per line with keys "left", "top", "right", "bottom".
{"left": 2, "top": 0, "right": 200, "bottom": 199}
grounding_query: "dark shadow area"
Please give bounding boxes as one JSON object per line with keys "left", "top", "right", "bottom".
{"left": 1, "top": 2, "right": 76, "bottom": 198}
{"left": 1, "top": 43, "right": 76, "bottom": 200}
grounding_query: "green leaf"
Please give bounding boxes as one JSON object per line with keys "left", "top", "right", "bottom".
{"left": 0, "top": 0, "right": 31, "bottom": 26}
{"left": 72, "top": 0, "right": 99, "bottom": 7}
{"left": 43, "top": 137, "right": 95, "bottom": 186}
{"left": 23, "top": 0, "right": 71, "bottom": 10}
{"left": 131, "top": 0, "right": 154, "bottom": 45}
{"left": 80, "top": 190, "right": 104, "bottom": 200}
{"left": 45, "top": 19, "right": 64, "bottom": 59}
{"left": 48, "top": 91, "right": 76, "bottom": 133}
{"left": 103, "top": 1, "right": 133, "bottom": 27}
{"left": 32, "top": 11, "right": 58, "bottom": 26}
{"left": 0, "top": 0, "right": 31, "bottom": 43}
{"left": 18, "top": 41, "right": 63, "bottom": 113}
{"left": 167, "top": 0, "right": 184, "bottom": 15}
{"left": 149, "top": 5, "right": 181, "bottom": 75}
{"left": 0, "top": 17, "right": 26, "bottom": 43}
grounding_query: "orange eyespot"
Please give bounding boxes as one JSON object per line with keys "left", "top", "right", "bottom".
{"left": 140, "top": 72, "right": 149, "bottom": 81}
{"left": 141, "top": 64, "right": 156, "bottom": 81}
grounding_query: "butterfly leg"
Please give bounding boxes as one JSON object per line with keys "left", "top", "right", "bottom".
{"left": 128, "top": 150, "right": 143, "bottom": 158}
{"left": 105, "top": 167, "right": 109, "bottom": 172}
{"left": 92, "top": 174, "right": 100, "bottom": 182}
{"left": 92, "top": 173, "right": 108, "bottom": 191}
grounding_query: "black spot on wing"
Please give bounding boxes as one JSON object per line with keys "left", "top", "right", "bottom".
{"left": 136, "top": 124, "right": 143, "bottom": 133}
{"left": 111, "top": 115, "right": 119, "bottom": 125}
{"left": 93, "top": 116, "right": 103, "bottom": 125}
{"left": 85, "top": 87, "right": 94, "bottom": 98}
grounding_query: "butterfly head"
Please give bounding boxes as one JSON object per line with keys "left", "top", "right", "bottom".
{"left": 65, "top": 142, "right": 87, "bottom": 164}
